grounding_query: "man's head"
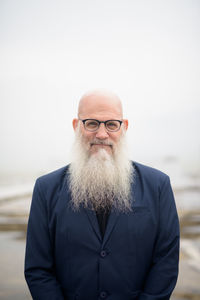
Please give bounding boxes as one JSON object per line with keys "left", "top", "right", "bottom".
{"left": 69, "top": 90, "right": 134, "bottom": 212}
{"left": 72, "top": 90, "right": 128, "bottom": 156}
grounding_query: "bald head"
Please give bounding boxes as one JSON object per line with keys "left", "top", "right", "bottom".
{"left": 78, "top": 90, "right": 123, "bottom": 119}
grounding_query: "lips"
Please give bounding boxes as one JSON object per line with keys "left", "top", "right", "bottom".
{"left": 91, "top": 143, "right": 112, "bottom": 147}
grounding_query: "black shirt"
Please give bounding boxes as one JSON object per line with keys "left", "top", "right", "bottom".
{"left": 96, "top": 207, "right": 111, "bottom": 238}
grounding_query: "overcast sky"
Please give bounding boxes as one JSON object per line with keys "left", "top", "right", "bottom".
{"left": 0, "top": 0, "right": 200, "bottom": 178}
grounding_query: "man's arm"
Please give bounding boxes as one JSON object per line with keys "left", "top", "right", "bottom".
{"left": 139, "top": 176, "right": 180, "bottom": 300}
{"left": 24, "top": 179, "right": 65, "bottom": 300}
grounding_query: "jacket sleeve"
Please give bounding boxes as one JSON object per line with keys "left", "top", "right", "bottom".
{"left": 139, "top": 176, "right": 180, "bottom": 300}
{"left": 24, "top": 179, "right": 65, "bottom": 300}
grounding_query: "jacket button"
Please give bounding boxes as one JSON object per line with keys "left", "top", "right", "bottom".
{"left": 100, "top": 250, "right": 107, "bottom": 257}
{"left": 100, "top": 291, "right": 107, "bottom": 298}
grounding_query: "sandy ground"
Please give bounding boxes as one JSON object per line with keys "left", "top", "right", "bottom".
{"left": 0, "top": 196, "right": 200, "bottom": 300}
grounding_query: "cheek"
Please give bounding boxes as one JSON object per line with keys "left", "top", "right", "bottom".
{"left": 109, "top": 132, "right": 121, "bottom": 144}
{"left": 81, "top": 131, "right": 95, "bottom": 143}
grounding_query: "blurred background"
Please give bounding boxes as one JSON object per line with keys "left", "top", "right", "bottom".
{"left": 0, "top": 0, "right": 200, "bottom": 299}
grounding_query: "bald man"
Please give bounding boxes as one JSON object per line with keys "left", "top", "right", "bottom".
{"left": 25, "top": 90, "right": 179, "bottom": 300}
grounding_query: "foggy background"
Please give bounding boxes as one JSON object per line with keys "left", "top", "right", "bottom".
{"left": 0, "top": 0, "right": 200, "bottom": 299}
{"left": 1, "top": 0, "right": 199, "bottom": 181}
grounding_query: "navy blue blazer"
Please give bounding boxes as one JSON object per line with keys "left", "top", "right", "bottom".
{"left": 24, "top": 162, "right": 180, "bottom": 300}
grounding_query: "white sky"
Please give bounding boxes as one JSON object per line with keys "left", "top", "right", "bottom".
{"left": 0, "top": 0, "right": 200, "bottom": 177}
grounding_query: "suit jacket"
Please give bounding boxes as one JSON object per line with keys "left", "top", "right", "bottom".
{"left": 24, "top": 161, "right": 180, "bottom": 300}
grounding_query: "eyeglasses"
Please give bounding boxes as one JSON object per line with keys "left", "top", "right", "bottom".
{"left": 79, "top": 119, "right": 123, "bottom": 132}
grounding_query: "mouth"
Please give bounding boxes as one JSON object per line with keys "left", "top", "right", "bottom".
{"left": 90, "top": 143, "right": 112, "bottom": 148}
{"left": 90, "top": 143, "right": 113, "bottom": 154}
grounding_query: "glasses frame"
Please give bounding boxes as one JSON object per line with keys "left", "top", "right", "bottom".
{"left": 79, "top": 119, "right": 123, "bottom": 132}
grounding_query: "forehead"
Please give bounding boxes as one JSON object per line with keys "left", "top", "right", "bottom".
{"left": 78, "top": 93, "right": 123, "bottom": 120}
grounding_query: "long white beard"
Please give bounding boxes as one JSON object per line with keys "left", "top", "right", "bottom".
{"left": 68, "top": 126, "right": 134, "bottom": 212}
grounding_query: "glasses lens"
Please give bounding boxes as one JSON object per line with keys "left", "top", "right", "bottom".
{"left": 85, "top": 120, "right": 99, "bottom": 131}
{"left": 106, "top": 121, "right": 120, "bottom": 131}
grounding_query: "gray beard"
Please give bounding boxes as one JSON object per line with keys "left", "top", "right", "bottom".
{"left": 68, "top": 126, "right": 134, "bottom": 212}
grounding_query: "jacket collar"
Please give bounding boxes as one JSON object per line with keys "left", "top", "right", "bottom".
{"left": 85, "top": 207, "right": 120, "bottom": 247}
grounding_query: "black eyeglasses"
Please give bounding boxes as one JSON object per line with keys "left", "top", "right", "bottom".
{"left": 79, "top": 119, "right": 123, "bottom": 132}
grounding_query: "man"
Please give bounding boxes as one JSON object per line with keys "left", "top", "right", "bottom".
{"left": 25, "top": 90, "right": 180, "bottom": 300}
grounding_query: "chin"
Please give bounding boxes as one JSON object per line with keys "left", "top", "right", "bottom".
{"left": 90, "top": 145, "right": 113, "bottom": 156}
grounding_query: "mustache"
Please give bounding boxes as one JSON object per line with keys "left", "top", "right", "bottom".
{"left": 90, "top": 139, "right": 113, "bottom": 146}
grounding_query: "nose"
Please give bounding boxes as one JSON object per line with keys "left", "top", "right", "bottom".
{"left": 95, "top": 123, "right": 109, "bottom": 139}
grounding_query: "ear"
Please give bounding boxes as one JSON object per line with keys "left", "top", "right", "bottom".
{"left": 123, "top": 119, "right": 128, "bottom": 130}
{"left": 72, "top": 118, "right": 79, "bottom": 131}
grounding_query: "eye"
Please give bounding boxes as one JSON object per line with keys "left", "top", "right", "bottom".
{"left": 106, "top": 121, "right": 119, "bottom": 131}
{"left": 85, "top": 120, "right": 99, "bottom": 130}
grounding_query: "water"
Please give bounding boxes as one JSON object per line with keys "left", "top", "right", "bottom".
{"left": 0, "top": 232, "right": 31, "bottom": 300}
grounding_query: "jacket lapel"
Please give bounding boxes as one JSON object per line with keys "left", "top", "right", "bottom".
{"left": 84, "top": 208, "right": 120, "bottom": 246}
{"left": 85, "top": 209, "right": 102, "bottom": 242}
{"left": 102, "top": 209, "right": 120, "bottom": 247}
{"left": 62, "top": 175, "right": 102, "bottom": 242}
{"left": 102, "top": 177, "right": 137, "bottom": 247}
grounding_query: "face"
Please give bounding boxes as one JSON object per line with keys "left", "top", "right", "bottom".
{"left": 72, "top": 92, "right": 128, "bottom": 156}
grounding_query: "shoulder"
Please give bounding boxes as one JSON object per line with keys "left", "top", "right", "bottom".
{"left": 133, "top": 161, "right": 168, "bottom": 179}
{"left": 132, "top": 162, "right": 175, "bottom": 210}
{"left": 31, "top": 165, "right": 71, "bottom": 208}
{"left": 132, "top": 161, "right": 170, "bottom": 189}
{"left": 35, "top": 165, "right": 70, "bottom": 194}
{"left": 37, "top": 165, "right": 69, "bottom": 182}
